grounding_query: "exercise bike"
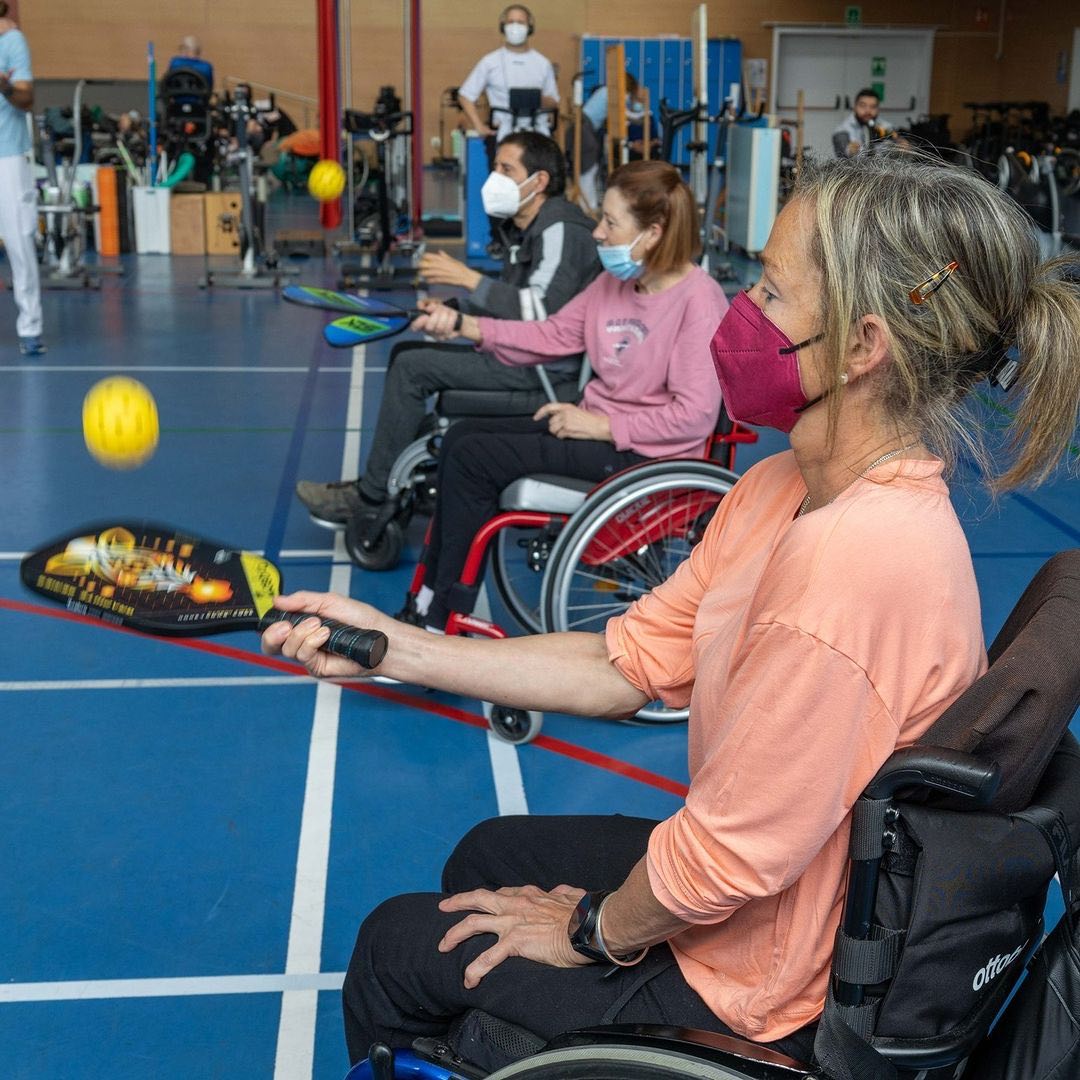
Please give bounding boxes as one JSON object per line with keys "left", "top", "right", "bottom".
{"left": 200, "top": 84, "right": 297, "bottom": 288}
{"left": 340, "top": 87, "right": 421, "bottom": 291}
{"left": 34, "top": 79, "right": 121, "bottom": 290}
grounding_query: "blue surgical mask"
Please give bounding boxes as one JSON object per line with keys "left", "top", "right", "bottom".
{"left": 597, "top": 232, "right": 645, "bottom": 281}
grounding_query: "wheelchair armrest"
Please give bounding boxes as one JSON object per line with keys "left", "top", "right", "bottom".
{"left": 437, "top": 384, "right": 575, "bottom": 418}
{"left": 865, "top": 746, "right": 1001, "bottom": 806}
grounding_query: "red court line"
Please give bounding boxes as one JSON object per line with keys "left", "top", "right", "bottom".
{"left": 0, "top": 598, "right": 689, "bottom": 799}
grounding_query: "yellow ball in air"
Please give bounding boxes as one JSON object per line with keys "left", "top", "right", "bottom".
{"left": 82, "top": 376, "right": 160, "bottom": 470}
{"left": 307, "top": 158, "right": 347, "bottom": 202}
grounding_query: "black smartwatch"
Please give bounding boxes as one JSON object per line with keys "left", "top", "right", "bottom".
{"left": 568, "top": 890, "right": 612, "bottom": 963}
{"left": 568, "top": 890, "right": 649, "bottom": 967}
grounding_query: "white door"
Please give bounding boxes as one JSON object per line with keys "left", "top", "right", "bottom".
{"left": 771, "top": 27, "right": 935, "bottom": 161}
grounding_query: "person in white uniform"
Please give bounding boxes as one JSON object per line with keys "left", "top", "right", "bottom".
{"left": 457, "top": 5, "right": 559, "bottom": 144}
{"left": 0, "top": 1, "right": 44, "bottom": 356}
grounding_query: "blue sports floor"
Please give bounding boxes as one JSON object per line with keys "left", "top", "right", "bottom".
{"left": 0, "top": 191, "right": 1077, "bottom": 1079}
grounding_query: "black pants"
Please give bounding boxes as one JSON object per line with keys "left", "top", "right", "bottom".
{"left": 342, "top": 814, "right": 818, "bottom": 1069}
{"left": 358, "top": 342, "right": 576, "bottom": 505}
{"left": 421, "top": 416, "right": 646, "bottom": 628}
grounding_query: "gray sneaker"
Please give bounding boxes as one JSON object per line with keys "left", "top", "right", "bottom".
{"left": 295, "top": 479, "right": 367, "bottom": 527}
{"left": 18, "top": 336, "right": 47, "bottom": 357}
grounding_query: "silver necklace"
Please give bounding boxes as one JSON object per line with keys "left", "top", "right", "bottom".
{"left": 798, "top": 443, "right": 919, "bottom": 517}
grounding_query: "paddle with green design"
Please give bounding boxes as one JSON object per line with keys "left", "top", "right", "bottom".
{"left": 280, "top": 285, "right": 460, "bottom": 348}
{"left": 281, "top": 284, "right": 405, "bottom": 316}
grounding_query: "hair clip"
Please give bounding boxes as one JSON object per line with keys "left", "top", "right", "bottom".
{"left": 909, "top": 261, "right": 959, "bottom": 305}
{"left": 990, "top": 355, "right": 1019, "bottom": 391}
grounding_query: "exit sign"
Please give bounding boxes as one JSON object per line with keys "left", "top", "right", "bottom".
{"left": 845, "top": 5, "right": 862, "bottom": 25}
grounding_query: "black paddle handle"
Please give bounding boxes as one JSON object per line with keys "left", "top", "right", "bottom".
{"left": 261, "top": 610, "right": 389, "bottom": 669}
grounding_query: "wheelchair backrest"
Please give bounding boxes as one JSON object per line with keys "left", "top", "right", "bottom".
{"left": 816, "top": 550, "right": 1080, "bottom": 1077}
{"left": 921, "top": 548, "right": 1080, "bottom": 812}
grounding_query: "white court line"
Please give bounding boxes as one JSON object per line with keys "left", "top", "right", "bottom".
{"left": 0, "top": 972, "right": 346, "bottom": 1004}
{"left": 475, "top": 590, "right": 529, "bottom": 817}
{"left": 272, "top": 338, "right": 364, "bottom": 1079}
{"left": 0, "top": 676, "right": 311, "bottom": 692}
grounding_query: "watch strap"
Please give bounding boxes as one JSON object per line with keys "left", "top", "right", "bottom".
{"left": 568, "top": 889, "right": 649, "bottom": 967}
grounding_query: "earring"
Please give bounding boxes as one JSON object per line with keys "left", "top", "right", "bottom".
{"left": 840, "top": 372, "right": 849, "bottom": 384}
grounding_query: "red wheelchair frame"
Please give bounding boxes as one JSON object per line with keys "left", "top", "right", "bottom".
{"left": 404, "top": 416, "right": 757, "bottom": 643}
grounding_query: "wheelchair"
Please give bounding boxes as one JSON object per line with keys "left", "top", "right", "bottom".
{"left": 393, "top": 407, "right": 755, "bottom": 743}
{"left": 345, "top": 549, "right": 1080, "bottom": 1079}
{"left": 344, "top": 371, "right": 582, "bottom": 573}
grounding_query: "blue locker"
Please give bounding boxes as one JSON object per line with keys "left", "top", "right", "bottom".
{"left": 661, "top": 40, "right": 683, "bottom": 161}
{"left": 582, "top": 39, "right": 602, "bottom": 95}
{"left": 707, "top": 38, "right": 744, "bottom": 157}
{"left": 643, "top": 39, "right": 662, "bottom": 118}
{"left": 581, "top": 35, "right": 743, "bottom": 167}
{"left": 625, "top": 39, "right": 643, "bottom": 86}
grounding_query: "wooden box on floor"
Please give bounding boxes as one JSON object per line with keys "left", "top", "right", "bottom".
{"left": 169, "top": 194, "right": 207, "bottom": 255}
{"left": 204, "top": 192, "right": 243, "bottom": 256}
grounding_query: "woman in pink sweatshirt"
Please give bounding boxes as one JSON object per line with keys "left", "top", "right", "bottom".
{"left": 404, "top": 160, "right": 728, "bottom": 631}
{"left": 263, "top": 154, "right": 1080, "bottom": 1072}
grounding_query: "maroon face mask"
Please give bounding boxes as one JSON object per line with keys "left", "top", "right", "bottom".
{"left": 709, "top": 291, "right": 825, "bottom": 434}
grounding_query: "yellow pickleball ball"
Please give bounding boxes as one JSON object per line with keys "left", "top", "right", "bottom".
{"left": 307, "top": 158, "right": 346, "bottom": 202}
{"left": 82, "top": 376, "right": 159, "bottom": 470}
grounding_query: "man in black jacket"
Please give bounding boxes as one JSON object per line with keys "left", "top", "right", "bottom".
{"left": 296, "top": 131, "right": 600, "bottom": 528}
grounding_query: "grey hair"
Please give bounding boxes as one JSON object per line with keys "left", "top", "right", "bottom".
{"left": 793, "top": 151, "right": 1080, "bottom": 492}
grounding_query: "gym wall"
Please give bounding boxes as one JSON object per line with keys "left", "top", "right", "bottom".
{"left": 18, "top": 0, "right": 1074, "bottom": 164}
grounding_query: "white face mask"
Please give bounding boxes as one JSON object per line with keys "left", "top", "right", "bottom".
{"left": 503, "top": 22, "right": 529, "bottom": 46}
{"left": 481, "top": 170, "right": 538, "bottom": 218}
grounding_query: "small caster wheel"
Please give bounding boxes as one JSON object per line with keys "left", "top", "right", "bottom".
{"left": 345, "top": 517, "right": 404, "bottom": 571}
{"left": 488, "top": 706, "right": 543, "bottom": 744}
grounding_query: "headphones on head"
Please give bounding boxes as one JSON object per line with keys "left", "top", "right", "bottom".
{"left": 499, "top": 4, "right": 535, "bottom": 35}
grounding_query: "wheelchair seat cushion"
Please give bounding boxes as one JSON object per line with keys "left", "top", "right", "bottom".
{"left": 499, "top": 474, "right": 593, "bottom": 514}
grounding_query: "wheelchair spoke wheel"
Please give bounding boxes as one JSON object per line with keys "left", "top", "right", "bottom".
{"left": 491, "top": 523, "right": 562, "bottom": 634}
{"left": 542, "top": 462, "right": 737, "bottom": 635}
{"left": 485, "top": 1045, "right": 761, "bottom": 1078}
{"left": 540, "top": 461, "right": 737, "bottom": 726}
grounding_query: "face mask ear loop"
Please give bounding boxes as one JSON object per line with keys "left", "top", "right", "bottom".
{"left": 518, "top": 172, "right": 540, "bottom": 209}
{"left": 778, "top": 332, "right": 825, "bottom": 356}
{"left": 785, "top": 332, "right": 829, "bottom": 413}
{"left": 629, "top": 230, "right": 655, "bottom": 263}
{"left": 793, "top": 392, "right": 827, "bottom": 415}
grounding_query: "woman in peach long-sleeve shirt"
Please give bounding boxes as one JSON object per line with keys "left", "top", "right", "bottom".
{"left": 606, "top": 449, "right": 984, "bottom": 1039}
{"left": 262, "top": 154, "right": 1080, "bottom": 1072}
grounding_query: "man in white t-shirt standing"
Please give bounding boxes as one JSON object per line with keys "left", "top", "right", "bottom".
{"left": 457, "top": 5, "right": 559, "bottom": 144}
